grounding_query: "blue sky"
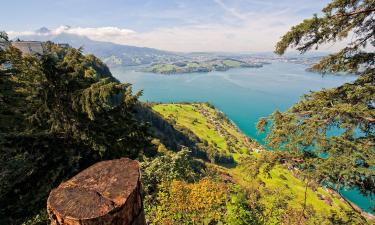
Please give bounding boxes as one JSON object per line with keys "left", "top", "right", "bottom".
{"left": 3, "top": 0, "right": 332, "bottom": 52}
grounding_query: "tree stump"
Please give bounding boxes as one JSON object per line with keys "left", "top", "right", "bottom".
{"left": 47, "top": 158, "right": 146, "bottom": 225}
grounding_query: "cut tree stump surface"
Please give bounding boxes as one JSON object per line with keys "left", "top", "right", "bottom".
{"left": 47, "top": 158, "right": 145, "bottom": 225}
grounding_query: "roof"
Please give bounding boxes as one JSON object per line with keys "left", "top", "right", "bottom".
{"left": 11, "top": 41, "right": 44, "bottom": 56}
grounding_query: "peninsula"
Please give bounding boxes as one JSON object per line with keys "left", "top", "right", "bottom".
{"left": 144, "top": 58, "right": 263, "bottom": 74}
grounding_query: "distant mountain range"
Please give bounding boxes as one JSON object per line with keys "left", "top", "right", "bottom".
{"left": 13, "top": 27, "right": 327, "bottom": 68}
{"left": 14, "top": 27, "right": 185, "bottom": 67}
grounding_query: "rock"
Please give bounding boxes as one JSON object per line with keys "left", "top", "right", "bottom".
{"left": 47, "top": 158, "right": 145, "bottom": 225}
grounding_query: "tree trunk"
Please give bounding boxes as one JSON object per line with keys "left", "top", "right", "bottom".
{"left": 47, "top": 158, "right": 146, "bottom": 225}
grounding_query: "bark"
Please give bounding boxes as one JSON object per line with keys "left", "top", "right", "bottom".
{"left": 47, "top": 158, "right": 146, "bottom": 225}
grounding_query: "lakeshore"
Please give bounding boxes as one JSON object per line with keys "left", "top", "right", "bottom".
{"left": 112, "top": 62, "right": 374, "bottom": 214}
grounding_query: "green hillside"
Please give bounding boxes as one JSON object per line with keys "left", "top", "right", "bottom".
{"left": 145, "top": 59, "right": 263, "bottom": 74}
{"left": 148, "top": 103, "right": 368, "bottom": 224}
{"left": 153, "top": 103, "right": 255, "bottom": 155}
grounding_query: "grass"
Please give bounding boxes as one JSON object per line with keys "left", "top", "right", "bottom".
{"left": 153, "top": 104, "right": 227, "bottom": 150}
{"left": 186, "top": 62, "right": 200, "bottom": 68}
{"left": 147, "top": 64, "right": 180, "bottom": 74}
{"left": 152, "top": 103, "right": 355, "bottom": 219}
{"left": 145, "top": 59, "right": 248, "bottom": 74}
{"left": 260, "top": 166, "right": 350, "bottom": 212}
{"left": 153, "top": 103, "right": 254, "bottom": 154}
{"left": 222, "top": 59, "right": 242, "bottom": 67}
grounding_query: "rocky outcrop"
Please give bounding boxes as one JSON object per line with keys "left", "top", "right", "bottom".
{"left": 47, "top": 158, "right": 145, "bottom": 225}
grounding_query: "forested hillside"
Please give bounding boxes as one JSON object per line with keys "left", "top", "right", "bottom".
{"left": 0, "top": 37, "right": 150, "bottom": 224}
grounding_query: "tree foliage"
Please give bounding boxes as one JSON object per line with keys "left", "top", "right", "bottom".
{"left": 141, "top": 147, "right": 202, "bottom": 196}
{"left": 258, "top": 0, "right": 375, "bottom": 200}
{"left": 0, "top": 39, "right": 149, "bottom": 224}
{"left": 0, "top": 31, "right": 9, "bottom": 42}
{"left": 275, "top": 0, "right": 374, "bottom": 74}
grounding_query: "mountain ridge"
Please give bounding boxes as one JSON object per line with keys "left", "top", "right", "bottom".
{"left": 14, "top": 27, "right": 184, "bottom": 66}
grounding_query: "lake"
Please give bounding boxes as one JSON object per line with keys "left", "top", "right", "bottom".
{"left": 111, "top": 62, "right": 373, "bottom": 213}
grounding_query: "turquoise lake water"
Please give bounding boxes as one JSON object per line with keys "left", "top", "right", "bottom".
{"left": 111, "top": 62, "right": 374, "bottom": 213}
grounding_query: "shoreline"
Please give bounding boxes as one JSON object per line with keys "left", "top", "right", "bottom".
{"left": 325, "top": 187, "right": 374, "bottom": 221}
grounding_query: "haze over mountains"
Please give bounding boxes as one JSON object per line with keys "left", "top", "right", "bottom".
{"left": 15, "top": 27, "right": 183, "bottom": 66}
{"left": 13, "top": 27, "right": 327, "bottom": 67}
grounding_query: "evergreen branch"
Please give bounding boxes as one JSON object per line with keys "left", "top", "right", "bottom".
{"left": 335, "top": 8, "right": 375, "bottom": 17}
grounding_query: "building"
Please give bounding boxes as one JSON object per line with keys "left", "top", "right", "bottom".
{"left": 11, "top": 41, "right": 44, "bottom": 56}
{"left": 1, "top": 41, "right": 45, "bottom": 70}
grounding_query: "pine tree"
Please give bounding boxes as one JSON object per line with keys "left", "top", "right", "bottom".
{"left": 0, "top": 39, "right": 150, "bottom": 224}
{"left": 257, "top": 0, "right": 374, "bottom": 202}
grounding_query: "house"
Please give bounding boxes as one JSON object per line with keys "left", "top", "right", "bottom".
{"left": 11, "top": 41, "right": 44, "bottom": 56}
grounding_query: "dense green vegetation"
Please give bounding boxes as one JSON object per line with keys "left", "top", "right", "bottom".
{"left": 153, "top": 104, "right": 256, "bottom": 161}
{"left": 144, "top": 103, "right": 368, "bottom": 224}
{"left": 1, "top": 11, "right": 373, "bottom": 222}
{"left": 144, "top": 58, "right": 262, "bottom": 74}
{"left": 0, "top": 37, "right": 150, "bottom": 224}
{"left": 0, "top": 38, "right": 370, "bottom": 222}
{"left": 257, "top": 0, "right": 375, "bottom": 209}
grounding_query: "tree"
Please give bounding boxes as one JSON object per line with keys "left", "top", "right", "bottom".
{"left": 0, "top": 39, "right": 150, "bottom": 224}
{"left": 0, "top": 31, "right": 9, "bottom": 42}
{"left": 257, "top": 0, "right": 374, "bottom": 207}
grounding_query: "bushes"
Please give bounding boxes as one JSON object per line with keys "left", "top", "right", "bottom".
{"left": 141, "top": 148, "right": 203, "bottom": 195}
{"left": 205, "top": 146, "right": 235, "bottom": 164}
{"left": 225, "top": 191, "right": 261, "bottom": 225}
{"left": 147, "top": 179, "right": 265, "bottom": 225}
{"left": 148, "top": 179, "right": 229, "bottom": 224}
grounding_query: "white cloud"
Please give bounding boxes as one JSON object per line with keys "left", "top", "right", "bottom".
{"left": 5, "top": 0, "right": 349, "bottom": 52}
{"left": 7, "top": 30, "right": 39, "bottom": 37}
{"left": 62, "top": 26, "right": 136, "bottom": 40}
{"left": 125, "top": 24, "right": 284, "bottom": 52}
{"left": 8, "top": 25, "right": 136, "bottom": 43}
{"left": 7, "top": 23, "right": 285, "bottom": 52}
{"left": 7, "top": 0, "right": 304, "bottom": 53}
{"left": 6, "top": 11, "right": 345, "bottom": 52}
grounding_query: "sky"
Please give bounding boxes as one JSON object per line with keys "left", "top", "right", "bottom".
{"left": 2, "top": 0, "right": 335, "bottom": 52}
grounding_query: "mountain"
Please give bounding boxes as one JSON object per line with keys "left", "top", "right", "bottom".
{"left": 52, "top": 33, "right": 184, "bottom": 67}
{"left": 35, "top": 27, "right": 51, "bottom": 34}
{"left": 15, "top": 27, "right": 185, "bottom": 67}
